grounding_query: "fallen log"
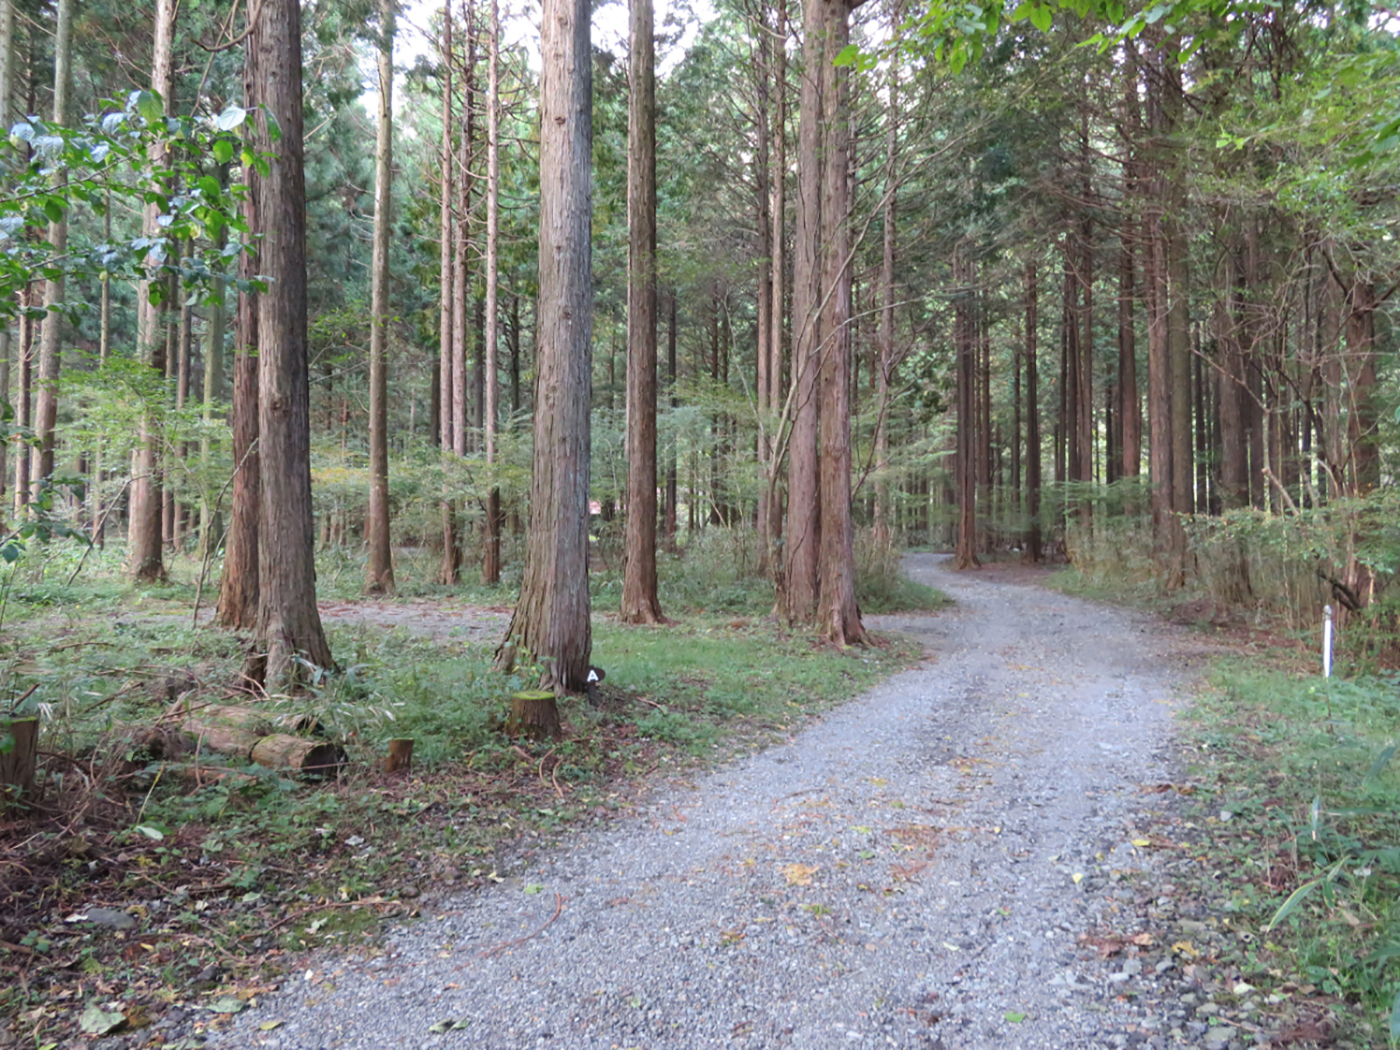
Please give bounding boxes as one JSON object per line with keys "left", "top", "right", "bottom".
{"left": 250, "top": 735, "right": 346, "bottom": 779}
{"left": 178, "top": 701, "right": 324, "bottom": 737}
{"left": 180, "top": 717, "right": 346, "bottom": 780}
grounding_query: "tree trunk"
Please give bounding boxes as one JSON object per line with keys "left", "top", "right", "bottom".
{"left": 620, "top": 0, "right": 663, "bottom": 624}
{"left": 216, "top": 14, "right": 263, "bottom": 631}
{"left": 248, "top": 0, "right": 335, "bottom": 687}
{"left": 782, "top": 0, "right": 824, "bottom": 622}
{"left": 1023, "top": 259, "right": 1041, "bottom": 563}
{"left": 198, "top": 187, "right": 228, "bottom": 562}
{"left": 129, "top": 0, "right": 175, "bottom": 583}
{"left": 1345, "top": 276, "right": 1378, "bottom": 495}
{"left": 766, "top": 0, "right": 786, "bottom": 576}
{"left": 955, "top": 246, "right": 979, "bottom": 570}
{"left": 438, "top": 1, "right": 460, "bottom": 586}
{"left": 31, "top": 0, "right": 71, "bottom": 492}
{"left": 494, "top": 0, "right": 592, "bottom": 692}
{"left": 874, "top": 48, "right": 896, "bottom": 550}
{"left": 814, "top": 0, "right": 864, "bottom": 644}
{"left": 366, "top": 0, "right": 396, "bottom": 595}
{"left": 482, "top": 0, "right": 503, "bottom": 584}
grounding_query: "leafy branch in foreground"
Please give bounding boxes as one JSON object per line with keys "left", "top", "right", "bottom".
{"left": 1, "top": 91, "right": 258, "bottom": 320}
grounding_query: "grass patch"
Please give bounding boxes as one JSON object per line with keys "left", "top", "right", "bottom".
{"left": 1177, "top": 660, "right": 1400, "bottom": 1045}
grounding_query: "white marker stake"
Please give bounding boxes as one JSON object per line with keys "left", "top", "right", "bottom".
{"left": 1323, "top": 604, "right": 1334, "bottom": 679}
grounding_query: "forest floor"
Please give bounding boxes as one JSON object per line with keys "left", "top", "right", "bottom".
{"left": 155, "top": 553, "right": 1357, "bottom": 1050}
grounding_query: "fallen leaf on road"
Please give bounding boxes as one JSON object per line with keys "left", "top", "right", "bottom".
{"left": 782, "top": 863, "right": 818, "bottom": 886}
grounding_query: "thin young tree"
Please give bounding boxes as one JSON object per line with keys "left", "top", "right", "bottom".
{"left": 248, "top": 0, "right": 334, "bottom": 686}
{"left": 495, "top": 0, "right": 592, "bottom": 692}
{"left": 366, "top": 0, "right": 396, "bottom": 594}
{"left": 620, "top": 0, "right": 663, "bottom": 623}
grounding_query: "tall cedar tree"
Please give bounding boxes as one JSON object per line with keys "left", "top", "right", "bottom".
{"left": 620, "top": 0, "right": 664, "bottom": 623}
{"left": 494, "top": 0, "right": 592, "bottom": 691}
{"left": 247, "top": 0, "right": 334, "bottom": 686}
{"left": 366, "top": 0, "right": 396, "bottom": 594}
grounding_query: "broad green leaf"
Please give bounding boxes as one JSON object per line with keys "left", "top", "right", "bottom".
{"left": 1029, "top": 4, "right": 1053, "bottom": 31}
{"left": 212, "top": 138, "right": 235, "bottom": 164}
{"left": 1005, "top": 1011, "right": 1027, "bottom": 1023}
{"left": 833, "top": 43, "right": 860, "bottom": 67}
{"left": 197, "top": 174, "right": 221, "bottom": 198}
{"left": 206, "top": 997, "right": 245, "bottom": 1014}
{"left": 135, "top": 90, "right": 165, "bottom": 125}
{"left": 215, "top": 105, "right": 248, "bottom": 132}
{"left": 79, "top": 1004, "right": 125, "bottom": 1035}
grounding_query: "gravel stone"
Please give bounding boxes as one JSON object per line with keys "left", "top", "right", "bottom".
{"left": 195, "top": 554, "right": 1241, "bottom": 1050}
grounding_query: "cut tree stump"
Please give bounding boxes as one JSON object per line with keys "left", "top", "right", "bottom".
{"left": 507, "top": 690, "right": 562, "bottom": 740}
{"left": 0, "top": 717, "right": 39, "bottom": 806}
{"left": 383, "top": 738, "right": 414, "bottom": 773}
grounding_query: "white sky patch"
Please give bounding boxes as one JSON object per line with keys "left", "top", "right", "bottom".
{"left": 368, "top": 0, "right": 711, "bottom": 115}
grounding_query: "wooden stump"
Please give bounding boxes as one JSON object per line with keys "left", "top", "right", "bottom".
{"left": 0, "top": 717, "right": 39, "bottom": 807}
{"left": 250, "top": 735, "right": 347, "bottom": 779}
{"left": 507, "top": 690, "right": 562, "bottom": 740}
{"left": 383, "top": 738, "right": 414, "bottom": 774}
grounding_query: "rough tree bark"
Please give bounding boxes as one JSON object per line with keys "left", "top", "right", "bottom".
{"left": 248, "top": 0, "right": 335, "bottom": 687}
{"left": 437, "top": 1, "right": 460, "bottom": 585}
{"left": 814, "top": 0, "right": 866, "bottom": 645}
{"left": 482, "top": 0, "right": 503, "bottom": 584}
{"left": 31, "top": 0, "right": 71, "bottom": 490}
{"left": 494, "top": 0, "right": 592, "bottom": 692}
{"left": 365, "top": 0, "right": 396, "bottom": 595}
{"left": 129, "top": 0, "right": 176, "bottom": 582}
{"left": 620, "top": 0, "right": 663, "bottom": 624}
{"left": 216, "top": 8, "right": 262, "bottom": 630}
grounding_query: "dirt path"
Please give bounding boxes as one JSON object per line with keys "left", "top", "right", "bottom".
{"left": 206, "top": 553, "right": 1202, "bottom": 1050}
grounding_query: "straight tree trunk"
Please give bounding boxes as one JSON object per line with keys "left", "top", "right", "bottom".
{"left": 438, "top": 1, "right": 460, "bottom": 585}
{"left": 12, "top": 295, "right": 30, "bottom": 519}
{"left": 955, "top": 246, "right": 979, "bottom": 569}
{"left": 215, "top": 39, "right": 262, "bottom": 629}
{"left": 1023, "top": 259, "right": 1041, "bottom": 562}
{"left": 814, "top": 0, "right": 864, "bottom": 644}
{"left": 1346, "top": 276, "right": 1379, "bottom": 494}
{"left": 365, "top": 0, "right": 396, "bottom": 595}
{"left": 782, "top": 0, "right": 825, "bottom": 622}
{"left": 620, "top": 0, "right": 663, "bottom": 624}
{"left": 494, "top": 0, "right": 592, "bottom": 692}
{"left": 481, "top": 0, "right": 503, "bottom": 584}
{"left": 752, "top": 2, "right": 773, "bottom": 562}
{"left": 129, "top": 0, "right": 176, "bottom": 582}
{"left": 766, "top": 0, "right": 786, "bottom": 573}
{"left": 0, "top": 0, "right": 11, "bottom": 520}
{"left": 249, "top": 0, "right": 335, "bottom": 687}
{"left": 874, "top": 45, "right": 896, "bottom": 548}
{"left": 32, "top": 0, "right": 71, "bottom": 490}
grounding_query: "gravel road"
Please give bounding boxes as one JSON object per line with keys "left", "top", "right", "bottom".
{"left": 204, "top": 553, "right": 1207, "bottom": 1050}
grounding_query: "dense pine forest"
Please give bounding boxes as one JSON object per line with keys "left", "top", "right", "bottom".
{"left": 2, "top": 0, "right": 1400, "bottom": 1042}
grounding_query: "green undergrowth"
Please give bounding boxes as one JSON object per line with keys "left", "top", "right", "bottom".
{"left": 0, "top": 535, "right": 929, "bottom": 1048}
{"left": 1181, "top": 661, "right": 1400, "bottom": 1046}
